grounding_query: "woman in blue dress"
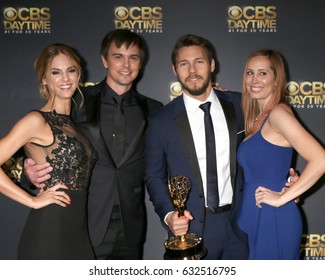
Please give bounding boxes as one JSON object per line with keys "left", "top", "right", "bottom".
{"left": 237, "top": 49, "right": 325, "bottom": 259}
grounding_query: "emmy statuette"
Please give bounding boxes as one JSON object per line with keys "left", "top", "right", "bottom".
{"left": 164, "top": 175, "right": 206, "bottom": 260}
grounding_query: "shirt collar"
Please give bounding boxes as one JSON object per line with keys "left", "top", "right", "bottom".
{"left": 183, "top": 89, "right": 216, "bottom": 112}
{"left": 102, "top": 83, "right": 134, "bottom": 104}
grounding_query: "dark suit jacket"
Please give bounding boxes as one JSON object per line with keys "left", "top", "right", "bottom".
{"left": 71, "top": 79, "right": 163, "bottom": 247}
{"left": 145, "top": 89, "right": 246, "bottom": 243}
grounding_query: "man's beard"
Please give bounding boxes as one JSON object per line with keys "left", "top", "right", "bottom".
{"left": 179, "top": 76, "right": 210, "bottom": 96}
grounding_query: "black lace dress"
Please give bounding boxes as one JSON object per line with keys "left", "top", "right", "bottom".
{"left": 18, "top": 111, "right": 96, "bottom": 259}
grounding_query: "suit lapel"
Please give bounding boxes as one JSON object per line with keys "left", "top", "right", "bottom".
{"left": 84, "top": 86, "right": 115, "bottom": 166}
{"left": 119, "top": 121, "right": 145, "bottom": 167}
{"left": 174, "top": 99, "right": 204, "bottom": 193}
{"left": 218, "top": 97, "right": 238, "bottom": 189}
{"left": 172, "top": 92, "right": 239, "bottom": 201}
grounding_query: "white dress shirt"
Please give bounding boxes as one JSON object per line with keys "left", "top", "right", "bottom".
{"left": 183, "top": 90, "right": 233, "bottom": 206}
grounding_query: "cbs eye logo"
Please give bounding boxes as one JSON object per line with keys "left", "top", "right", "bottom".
{"left": 170, "top": 82, "right": 183, "bottom": 97}
{"left": 115, "top": 6, "right": 128, "bottom": 20}
{"left": 3, "top": 7, "right": 17, "bottom": 21}
{"left": 228, "top": 6, "right": 242, "bottom": 20}
{"left": 286, "top": 82, "right": 300, "bottom": 95}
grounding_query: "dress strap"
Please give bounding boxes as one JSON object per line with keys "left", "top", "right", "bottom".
{"left": 260, "top": 113, "right": 270, "bottom": 130}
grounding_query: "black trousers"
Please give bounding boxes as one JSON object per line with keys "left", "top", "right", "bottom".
{"left": 93, "top": 205, "right": 142, "bottom": 260}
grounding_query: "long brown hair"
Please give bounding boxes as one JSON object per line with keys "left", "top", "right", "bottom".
{"left": 241, "top": 49, "right": 287, "bottom": 136}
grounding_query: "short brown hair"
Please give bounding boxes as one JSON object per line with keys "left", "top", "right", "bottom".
{"left": 100, "top": 29, "right": 145, "bottom": 62}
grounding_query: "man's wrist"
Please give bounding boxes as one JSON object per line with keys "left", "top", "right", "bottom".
{"left": 164, "top": 211, "right": 174, "bottom": 225}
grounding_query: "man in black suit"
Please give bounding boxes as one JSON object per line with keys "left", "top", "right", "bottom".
{"left": 24, "top": 29, "right": 163, "bottom": 259}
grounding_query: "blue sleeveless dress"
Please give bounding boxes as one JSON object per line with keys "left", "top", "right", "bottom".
{"left": 237, "top": 117, "right": 302, "bottom": 259}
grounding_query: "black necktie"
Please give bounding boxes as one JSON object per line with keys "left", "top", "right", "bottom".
{"left": 112, "top": 95, "right": 125, "bottom": 164}
{"left": 199, "top": 102, "right": 219, "bottom": 211}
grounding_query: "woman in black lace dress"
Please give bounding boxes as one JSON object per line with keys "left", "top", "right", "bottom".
{"left": 0, "top": 43, "right": 96, "bottom": 259}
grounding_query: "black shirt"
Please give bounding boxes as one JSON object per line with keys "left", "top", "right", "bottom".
{"left": 100, "top": 84, "right": 145, "bottom": 158}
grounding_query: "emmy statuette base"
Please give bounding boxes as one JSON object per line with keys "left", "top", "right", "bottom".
{"left": 164, "top": 233, "right": 207, "bottom": 260}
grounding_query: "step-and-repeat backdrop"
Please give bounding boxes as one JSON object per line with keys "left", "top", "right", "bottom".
{"left": 0, "top": 0, "right": 324, "bottom": 260}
